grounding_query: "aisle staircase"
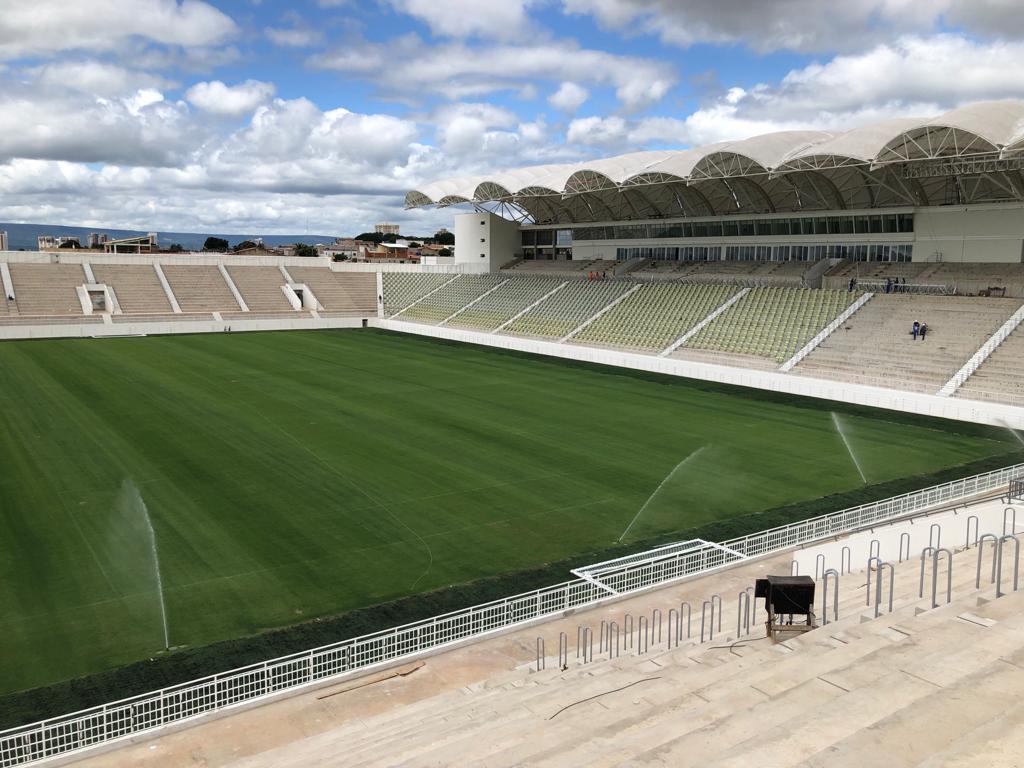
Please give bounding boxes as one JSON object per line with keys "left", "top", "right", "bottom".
{"left": 279, "top": 528, "right": 1024, "bottom": 768}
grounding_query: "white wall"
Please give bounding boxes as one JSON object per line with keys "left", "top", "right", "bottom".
{"left": 454, "top": 212, "right": 521, "bottom": 270}
{"left": 372, "top": 317, "right": 1024, "bottom": 429}
{"left": 0, "top": 315, "right": 365, "bottom": 341}
{"left": 915, "top": 204, "right": 1024, "bottom": 263}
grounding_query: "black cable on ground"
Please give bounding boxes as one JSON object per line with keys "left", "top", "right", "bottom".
{"left": 547, "top": 676, "right": 661, "bottom": 720}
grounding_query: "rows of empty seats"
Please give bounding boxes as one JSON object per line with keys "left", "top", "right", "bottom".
{"left": 505, "top": 258, "right": 617, "bottom": 275}
{"left": 227, "top": 266, "right": 294, "bottom": 311}
{"left": 6, "top": 263, "right": 87, "bottom": 315}
{"left": 91, "top": 264, "right": 172, "bottom": 314}
{"left": 446, "top": 277, "right": 564, "bottom": 331}
{"left": 632, "top": 259, "right": 813, "bottom": 288}
{"left": 287, "top": 268, "right": 376, "bottom": 314}
{"left": 956, "top": 319, "right": 1024, "bottom": 406}
{"left": 574, "top": 283, "right": 736, "bottom": 351}
{"left": 396, "top": 274, "right": 504, "bottom": 324}
{"left": 500, "top": 280, "right": 631, "bottom": 339}
{"left": 801, "top": 294, "right": 1021, "bottom": 391}
{"left": 684, "top": 287, "right": 855, "bottom": 363}
{"left": 795, "top": 294, "right": 1020, "bottom": 392}
{"left": 382, "top": 273, "right": 455, "bottom": 315}
{"left": 161, "top": 265, "right": 240, "bottom": 312}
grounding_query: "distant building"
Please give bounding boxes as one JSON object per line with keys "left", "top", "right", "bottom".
{"left": 103, "top": 233, "right": 157, "bottom": 254}
{"left": 87, "top": 233, "right": 110, "bottom": 248}
{"left": 317, "top": 237, "right": 374, "bottom": 260}
{"left": 0, "top": 230, "right": 7, "bottom": 251}
{"left": 37, "top": 235, "right": 81, "bottom": 250}
{"left": 374, "top": 223, "right": 401, "bottom": 236}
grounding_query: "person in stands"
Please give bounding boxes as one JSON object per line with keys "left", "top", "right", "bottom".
{"left": 912, "top": 320, "right": 920, "bottom": 340}
{"left": 919, "top": 322, "right": 928, "bottom": 340}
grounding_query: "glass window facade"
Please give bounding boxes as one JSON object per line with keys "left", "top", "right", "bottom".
{"left": 548, "top": 212, "right": 914, "bottom": 242}
{"left": 613, "top": 243, "right": 913, "bottom": 263}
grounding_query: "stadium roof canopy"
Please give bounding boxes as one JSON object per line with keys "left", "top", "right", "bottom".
{"left": 406, "top": 100, "right": 1024, "bottom": 224}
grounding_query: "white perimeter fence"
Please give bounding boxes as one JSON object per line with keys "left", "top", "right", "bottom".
{"left": 2, "top": 461, "right": 1023, "bottom": 766}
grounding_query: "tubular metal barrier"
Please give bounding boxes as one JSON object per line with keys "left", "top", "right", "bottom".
{"left": 872, "top": 561, "right": 895, "bottom": 619}
{"left": 736, "top": 589, "right": 751, "bottom": 637}
{"left": 898, "top": 532, "right": 911, "bottom": 563}
{"left": 582, "top": 627, "right": 594, "bottom": 664}
{"left": 791, "top": 559, "right": 799, "bottom": 576}
{"left": 822, "top": 569, "right": 840, "bottom": 625}
{"left": 711, "top": 594, "right": 722, "bottom": 633}
{"left": 977, "top": 533, "right": 1000, "bottom": 588}
{"left": 929, "top": 523, "right": 942, "bottom": 550}
{"left": 918, "top": 547, "right": 937, "bottom": 599}
{"left": 679, "top": 602, "right": 692, "bottom": 639}
{"left": 599, "top": 620, "right": 608, "bottom": 653}
{"left": 815, "top": 553, "right": 826, "bottom": 580}
{"left": 624, "top": 614, "right": 634, "bottom": 650}
{"left": 1004, "top": 507, "right": 1017, "bottom": 536}
{"left": 668, "top": 609, "right": 679, "bottom": 649}
{"left": 608, "top": 622, "right": 620, "bottom": 660}
{"left": 929, "top": 548, "right": 953, "bottom": 608}
{"left": 996, "top": 534, "right": 1021, "bottom": 598}
{"left": 576, "top": 625, "right": 583, "bottom": 659}
{"left": 638, "top": 616, "right": 649, "bottom": 654}
{"left": 840, "top": 546, "right": 851, "bottom": 575}
{"left": 700, "top": 600, "right": 714, "bottom": 643}
{"left": 536, "top": 637, "right": 545, "bottom": 672}
{"left": 869, "top": 538, "right": 881, "bottom": 562}
{"left": 867, "top": 556, "right": 883, "bottom": 606}
{"left": 558, "top": 632, "right": 568, "bottom": 669}
{"left": 652, "top": 608, "right": 663, "bottom": 645}
{"left": 966, "top": 515, "right": 979, "bottom": 549}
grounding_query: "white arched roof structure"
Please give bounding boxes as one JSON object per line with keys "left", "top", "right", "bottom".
{"left": 406, "top": 100, "right": 1024, "bottom": 223}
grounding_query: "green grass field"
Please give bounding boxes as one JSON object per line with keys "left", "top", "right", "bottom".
{"left": 0, "top": 328, "right": 1016, "bottom": 696}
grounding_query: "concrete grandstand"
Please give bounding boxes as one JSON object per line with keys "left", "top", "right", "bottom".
{"left": 5, "top": 102, "right": 1024, "bottom": 768}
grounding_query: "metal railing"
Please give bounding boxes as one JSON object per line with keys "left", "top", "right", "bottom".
{"left": 2, "top": 461, "right": 1022, "bottom": 766}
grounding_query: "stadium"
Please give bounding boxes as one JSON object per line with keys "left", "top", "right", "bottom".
{"left": 2, "top": 99, "right": 1024, "bottom": 766}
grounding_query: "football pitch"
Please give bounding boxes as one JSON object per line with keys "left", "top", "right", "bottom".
{"left": 0, "top": 328, "right": 1017, "bottom": 696}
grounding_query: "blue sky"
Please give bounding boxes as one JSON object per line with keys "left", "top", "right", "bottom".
{"left": 1, "top": 0, "right": 1023, "bottom": 235}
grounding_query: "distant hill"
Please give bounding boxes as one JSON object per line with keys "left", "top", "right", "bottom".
{"left": 0, "top": 222, "right": 337, "bottom": 252}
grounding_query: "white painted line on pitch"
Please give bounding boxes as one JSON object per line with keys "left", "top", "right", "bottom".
{"left": 832, "top": 411, "right": 867, "bottom": 484}
{"left": 618, "top": 445, "right": 708, "bottom": 543}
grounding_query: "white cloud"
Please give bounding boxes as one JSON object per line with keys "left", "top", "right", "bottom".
{"left": 314, "top": 36, "right": 674, "bottom": 110}
{"left": 549, "top": 82, "right": 589, "bottom": 112}
{"left": 0, "top": 0, "right": 238, "bottom": 60}
{"left": 28, "top": 61, "right": 174, "bottom": 97}
{"left": 265, "top": 27, "right": 323, "bottom": 47}
{"left": 186, "top": 80, "right": 276, "bottom": 116}
{"left": 562, "top": 34, "right": 1024, "bottom": 151}
{"left": 559, "top": 0, "right": 1024, "bottom": 53}
{"left": 0, "top": 88, "right": 198, "bottom": 167}
{"left": 386, "top": 0, "right": 539, "bottom": 40}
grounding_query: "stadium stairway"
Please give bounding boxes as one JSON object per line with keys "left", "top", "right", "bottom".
{"left": 161, "top": 264, "right": 241, "bottom": 313}
{"left": 90, "top": 264, "right": 173, "bottom": 314}
{"left": 335, "top": 549, "right": 1021, "bottom": 768}
{"left": 83, "top": 505, "right": 1011, "bottom": 768}
{"left": 956, "top": 321, "right": 1024, "bottom": 407}
{"left": 793, "top": 294, "right": 1021, "bottom": 393}
{"left": 226, "top": 266, "right": 295, "bottom": 312}
{"left": 286, "top": 268, "right": 377, "bottom": 315}
{"left": 5, "top": 262, "right": 87, "bottom": 315}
